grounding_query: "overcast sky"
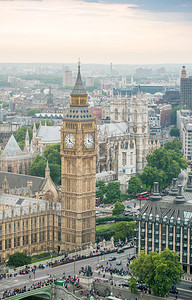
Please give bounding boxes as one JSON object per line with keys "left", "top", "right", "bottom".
{"left": 0, "top": 0, "right": 192, "bottom": 64}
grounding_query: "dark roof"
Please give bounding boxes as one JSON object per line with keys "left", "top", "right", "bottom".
{"left": 71, "top": 64, "right": 87, "bottom": 96}
{"left": 0, "top": 172, "right": 45, "bottom": 193}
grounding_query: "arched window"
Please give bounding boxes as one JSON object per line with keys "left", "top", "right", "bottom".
{"left": 115, "top": 108, "right": 118, "bottom": 121}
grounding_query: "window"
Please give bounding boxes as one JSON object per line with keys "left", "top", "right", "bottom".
{"left": 0, "top": 226, "right": 2, "bottom": 236}
{"left": 18, "top": 222, "right": 20, "bottom": 232}
{"left": 26, "top": 220, "right": 28, "bottom": 231}
{"left": 9, "top": 224, "right": 11, "bottom": 234}
{"left": 130, "top": 152, "right": 133, "bottom": 165}
{"left": 115, "top": 109, "right": 118, "bottom": 121}
{"left": 122, "top": 152, "right": 127, "bottom": 166}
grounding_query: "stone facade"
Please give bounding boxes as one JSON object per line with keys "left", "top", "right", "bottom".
{"left": 0, "top": 195, "right": 62, "bottom": 263}
{"left": 97, "top": 94, "right": 158, "bottom": 192}
{"left": 0, "top": 161, "right": 58, "bottom": 201}
{"left": 60, "top": 62, "right": 96, "bottom": 251}
{"left": 0, "top": 63, "right": 96, "bottom": 262}
{"left": 0, "top": 134, "right": 35, "bottom": 175}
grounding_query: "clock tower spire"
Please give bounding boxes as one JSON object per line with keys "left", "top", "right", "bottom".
{"left": 60, "top": 61, "right": 96, "bottom": 251}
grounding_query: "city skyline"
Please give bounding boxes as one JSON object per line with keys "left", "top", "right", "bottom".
{"left": 0, "top": 0, "right": 192, "bottom": 64}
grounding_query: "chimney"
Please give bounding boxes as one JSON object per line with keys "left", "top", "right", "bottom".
{"left": 169, "top": 178, "right": 178, "bottom": 195}
{"left": 174, "top": 185, "right": 186, "bottom": 204}
{"left": 150, "top": 182, "right": 162, "bottom": 201}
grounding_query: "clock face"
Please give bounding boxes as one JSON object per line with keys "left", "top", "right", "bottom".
{"left": 84, "top": 133, "right": 94, "bottom": 148}
{"left": 64, "top": 133, "right": 75, "bottom": 148}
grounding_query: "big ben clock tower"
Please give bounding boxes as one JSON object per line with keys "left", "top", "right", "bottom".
{"left": 61, "top": 61, "right": 96, "bottom": 251}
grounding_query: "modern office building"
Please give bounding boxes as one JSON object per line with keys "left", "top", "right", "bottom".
{"left": 136, "top": 179, "right": 192, "bottom": 274}
{"left": 63, "top": 69, "right": 72, "bottom": 87}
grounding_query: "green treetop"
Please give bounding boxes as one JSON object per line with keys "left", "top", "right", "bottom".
{"left": 112, "top": 201, "right": 125, "bottom": 216}
{"left": 130, "top": 249, "right": 184, "bottom": 297}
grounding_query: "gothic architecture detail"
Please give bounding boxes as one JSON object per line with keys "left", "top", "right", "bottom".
{"left": 0, "top": 134, "right": 35, "bottom": 175}
{"left": 60, "top": 62, "right": 96, "bottom": 251}
{"left": 97, "top": 93, "right": 149, "bottom": 192}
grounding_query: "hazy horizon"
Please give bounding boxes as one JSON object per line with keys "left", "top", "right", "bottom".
{"left": 0, "top": 0, "right": 192, "bottom": 64}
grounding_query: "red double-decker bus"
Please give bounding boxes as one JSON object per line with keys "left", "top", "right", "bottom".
{"left": 96, "top": 198, "right": 99, "bottom": 206}
{"left": 137, "top": 192, "right": 149, "bottom": 200}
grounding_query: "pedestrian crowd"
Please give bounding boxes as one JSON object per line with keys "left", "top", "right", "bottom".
{"left": 2, "top": 279, "right": 53, "bottom": 298}
{"left": 96, "top": 264, "right": 128, "bottom": 277}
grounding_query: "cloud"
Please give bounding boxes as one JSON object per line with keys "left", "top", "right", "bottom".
{"left": 0, "top": 0, "right": 191, "bottom": 63}
{"left": 79, "top": 0, "right": 192, "bottom": 13}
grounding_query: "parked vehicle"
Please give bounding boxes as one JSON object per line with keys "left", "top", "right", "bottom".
{"left": 117, "top": 249, "right": 124, "bottom": 254}
{"left": 109, "top": 257, "right": 116, "bottom": 261}
{"left": 169, "top": 286, "right": 178, "bottom": 294}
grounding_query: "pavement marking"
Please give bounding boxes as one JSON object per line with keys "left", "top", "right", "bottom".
{"left": 35, "top": 275, "right": 49, "bottom": 280}
{"left": 178, "top": 287, "right": 192, "bottom": 293}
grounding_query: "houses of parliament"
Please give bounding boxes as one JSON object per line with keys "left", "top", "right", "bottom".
{"left": 0, "top": 63, "right": 97, "bottom": 262}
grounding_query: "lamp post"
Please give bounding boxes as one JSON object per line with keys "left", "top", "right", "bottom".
{"left": 74, "top": 247, "right": 76, "bottom": 277}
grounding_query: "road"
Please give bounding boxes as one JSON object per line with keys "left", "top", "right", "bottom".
{"left": 0, "top": 248, "right": 136, "bottom": 297}
{"left": 1, "top": 246, "right": 192, "bottom": 299}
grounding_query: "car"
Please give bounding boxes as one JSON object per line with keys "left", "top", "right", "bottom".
{"left": 109, "top": 257, "right": 116, "bottom": 261}
{"left": 137, "top": 283, "right": 146, "bottom": 290}
{"left": 117, "top": 249, "right": 124, "bottom": 254}
{"left": 169, "top": 286, "right": 178, "bottom": 294}
{"left": 121, "top": 282, "right": 130, "bottom": 288}
{"left": 128, "top": 255, "right": 136, "bottom": 260}
{"left": 116, "top": 260, "right": 121, "bottom": 265}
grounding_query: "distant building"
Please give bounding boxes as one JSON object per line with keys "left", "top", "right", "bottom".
{"left": 136, "top": 68, "right": 152, "bottom": 77}
{"left": 46, "top": 87, "right": 54, "bottom": 107}
{"left": 159, "top": 104, "right": 172, "bottom": 127}
{"left": 180, "top": 66, "right": 192, "bottom": 109}
{"left": 63, "top": 70, "right": 72, "bottom": 87}
{"left": 162, "top": 90, "right": 180, "bottom": 107}
{"left": 89, "top": 107, "right": 101, "bottom": 120}
{"left": 0, "top": 123, "right": 19, "bottom": 148}
{"left": 177, "top": 109, "right": 191, "bottom": 136}
{"left": 86, "top": 77, "right": 95, "bottom": 87}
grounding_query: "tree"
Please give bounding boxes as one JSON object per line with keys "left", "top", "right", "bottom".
{"left": 105, "top": 182, "right": 121, "bottom": 202}
{"left": 129, "top": 277, "right": 138, "bottom": 294}
{"left": 127, "top": 175, "right": 144, "bottom": 197}
{"left": 170, "top": 127, "right": 180, "bottom": 138}
{"left": 27, "top": 108, "right": 41, "bottom": 116}
{"left": 130, "top": 249, "right": 184, "bottom": 297}
{"left": 146, "top": 148, "right": 181, "bottom": 185}
{"left": 170, "top": 105, "right": 188, "bottom": 125}
{"left": 96, "top": 180, "right": 106, "bottom": 201}
{"left": 113, "top": 221, "right": 135, "bottom": 242}
{"left": 29, "top": 155, "right": 46, "bottom": 178}
{"left": 44, "top": 143, "right": 61, "bottom": 165}
{"left": 164, "top": 138, "right": 182, "bottom": 152}
{"left": 7, "top": 252, "right": 31, "bottom": 268}
{"left": 140, "top": 166, "right": 167, "bottom": 190}
{"left": 14, "top": 126, "right": 33, "bottom": 150}
{"left": 112, "top": 201, "right": 125, "bottom": 216}
{"left": 49, "top": 163, "right": 61, "bottom": 185}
